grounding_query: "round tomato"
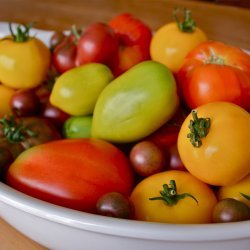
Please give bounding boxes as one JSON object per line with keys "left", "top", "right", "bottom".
{"left": 0, "top": 84, "right": 15, "bottom": 118}
{"left": 130, "top": 170, "right": 217, "bottom": 224}
{"left": 177, "top": 102, "right": 250, "bottom": 186}
{"left": 177, "top": 41, "right": 250, "bottom": 111}
{"left": 150, "top": 8, "right": 207, "bottom": 73}
{"left": 6, "top": 138, "right": 134, "bottom": 213}
{"left": 217, "top": 174, "right": 250, "bottom": 206}
{"left": 0, "top": 23, "right": 50, "bottom": 89}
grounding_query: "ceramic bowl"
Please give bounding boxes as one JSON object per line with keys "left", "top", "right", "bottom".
{"left": 0, "top": 182, "right": 250, "bottom": 250}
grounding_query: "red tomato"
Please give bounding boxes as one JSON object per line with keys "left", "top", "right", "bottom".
{"left": 177, "top": 41, "right": 250, "bottom": 111}
{"left": 75, "top": 23, "right": 119, "bottom": 67}
{"left": 6, "top": 138, "right": 134, "bottom": 213}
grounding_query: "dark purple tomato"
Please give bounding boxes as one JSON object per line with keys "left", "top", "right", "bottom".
{"left": 96, "top": 192, "right": 134, "bottom": 219}
{"left": 41, "top": 101, "right": 70, "bottom": 129}
{"left": 129, "top": 141, "right": 166, "bottom": 177}
{"left": 10, "top": 89, "right": 40, "bottom": 117}
{"left": 212, "top": 198, "right": 250, "bottom": 223}
{"left": 167, "top": 144, "right": 186, "bottom": 171}
{"left": 0, "top": 146, "right": 14, "bottom": 179}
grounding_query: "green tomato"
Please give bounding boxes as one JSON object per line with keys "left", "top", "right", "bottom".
{"left": 50, "top": 63, "right": 113, "bottom": 116}
{"left": 92, "top": 61, "right": 179, "bottom": 143}
{"left": 63, "top": 115, "right": 92, "bottom": 139}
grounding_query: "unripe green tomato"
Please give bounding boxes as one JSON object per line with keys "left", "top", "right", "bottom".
{"left": 63, "top": 115, "right": 92, "bottom": 139}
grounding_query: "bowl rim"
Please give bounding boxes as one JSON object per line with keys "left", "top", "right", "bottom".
{"left": 0, "top": 182, "right": 249, "bottom": 242}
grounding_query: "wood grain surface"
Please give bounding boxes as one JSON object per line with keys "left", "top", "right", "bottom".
{"left": 0, "top": 1, "right": 249, "bottom": 249}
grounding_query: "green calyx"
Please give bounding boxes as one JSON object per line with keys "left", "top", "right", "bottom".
{"left": 0, "top": 115, "right": 36, "bottom": 143}
{"left": 9, "top": 22, "right": 34, "bottom": 42}
{"left": 240, "top": 193, "right": 250, "bottom": 201}
{"left": 173, "top": 8, "right": 196, "bottom": 33}
{"left": 187, "top": 110, "right": 211, "bottom": 148}
{"left": 149, "top": 180, "right": 198, "bottom": 206}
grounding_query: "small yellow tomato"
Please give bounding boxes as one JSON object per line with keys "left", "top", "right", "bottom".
{"left": 0, "top": 84, "right": 15, "bottom": 117}
{"left": 150, "top": 8, "right": 207, "bottom": 73}
{"left": 178, "top": 102, "right": 250, "bottom": 186}
{"left": 130, "top": 170, "right": 217, "bottom": 224}
{"left": 0, "top": 24, "right": 50, "bottom": 89}
{"left": 217, "top": 174, "right": 250, "bottom": 206}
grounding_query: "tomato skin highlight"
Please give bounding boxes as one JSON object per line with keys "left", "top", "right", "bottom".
{"left": 6, "top": 138, "right": 134, "bottom": 213}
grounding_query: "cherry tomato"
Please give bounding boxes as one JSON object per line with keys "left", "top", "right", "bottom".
{"left": 96, "top": 191, "right": 134, "bottom": 219}
{"left": 130, "top": 170, "right": 217, "bottom": 224}
{"left": 129, "top": 141, "right": 166, "bottom": 177}
{"left": 177, "top": 41, "right": 250, "bottom": 111}
{"left": 75, "top": 22, "right": 119, "bottom": 67}
{"left": 178, "top": 102, "right": 250, "bottom": 186}
{"left": 52, "top": 35, "right": 77, "bottom": 74}
{"left": 212, "top": 198, "right": 250, "bottom": 223}
{"left": 49, "top": 30, "right": 66, "bottom": 51}
{"left": 10, "top": 89, "right": 40, "bottom": 117}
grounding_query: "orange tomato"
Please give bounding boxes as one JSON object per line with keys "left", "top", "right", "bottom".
{"left": 150, "top": 9, "right": 207, "bottom": 73}
{"left": 178, "top": 102, "right": 250, "bottom": 186}
{"left": 0, "top": 84, "right": 15, "bottom": 117}
{"left": 130, "top": 170, "right": 217, "bottom": 224}
{"left": 217, "top": 174, "right": 250, "bottom": 206}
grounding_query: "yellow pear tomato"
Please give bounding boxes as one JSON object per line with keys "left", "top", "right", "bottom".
{"left": 178, "top": 102, "right": 250, "bottom": 186}
{"left": 0, "top": 23, "right": 50, "bottom": 89}
{"left": 217, "top": 174, "right": 250, "bottom": 206}
{"left": 150, "top": 8, "right": 207, "bottom": 73}
{"left": 0, "top": 84, "right": 15, "bottom": 117}
{"left": 130, "top": 170, "right": 217, "bottom": 224}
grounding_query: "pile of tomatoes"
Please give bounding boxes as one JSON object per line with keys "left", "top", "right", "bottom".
{"left": 0, "top": 9, "right": 250, "bottom": 224}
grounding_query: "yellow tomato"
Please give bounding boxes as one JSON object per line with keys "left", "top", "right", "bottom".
{"left": 0, "top": 84, "right": 15, "bottom": 117}
{"left": 217, "top": 174, "right": 250, "bottom": 206}
{"left": 150, "top": 9, "right": 207, "bottom": 73}
{"left": 0, "top": 25, "right": 50, "bottom": 89}
{"left": 178, "top": 102, "right": 250, "bottom": 186}
{"left": 130, "top": 170, "right": 217, "bottom": 224}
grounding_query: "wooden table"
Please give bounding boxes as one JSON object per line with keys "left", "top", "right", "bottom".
{"left": 0, "top": 1, "right": 249, "bottom": 249}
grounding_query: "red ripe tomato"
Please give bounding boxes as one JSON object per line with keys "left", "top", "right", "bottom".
{"left": 6, "top": 138, "right": 134, "bottom": 213}
{"left": 177, "top": 41, "right": 250, "bottom": 111}
{"left": 75, "top": 23, "right": 119, "bottom": 66}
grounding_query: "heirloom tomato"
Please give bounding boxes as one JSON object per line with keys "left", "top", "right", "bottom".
{"left": 150, "top": 8, "right": 207, "bottom": 73}
{"left": 0, "top": 23, "right": 50, "bottom": 89}
{"left": 178, "top": 102, "right": 250, "bottom": 186}
{"left": 130, "top": 170, "right": 217, "bottom": 224}
{"left": 177, "top": 41, "right": 250, "bottom": 111}
{"left": 6, "top": 138, "right": 134, "bottom": 213}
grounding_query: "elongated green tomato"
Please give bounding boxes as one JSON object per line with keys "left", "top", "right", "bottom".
{"left": 50, "top": 63, "right": 114, "bottom": 116}
{"left": 63, "top": 115, "right": 92, "bottom": 138}
{"left": 92, "top": 61, "right": 179, "bottom": 143}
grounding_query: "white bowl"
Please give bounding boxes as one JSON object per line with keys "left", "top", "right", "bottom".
{"left": 0, "top": 181, "right": 249, "bottom": 250}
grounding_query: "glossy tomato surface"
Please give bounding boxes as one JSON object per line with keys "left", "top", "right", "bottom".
{"left": 6, "top": 138, "right": 134, "bottom": 213}
{"left": 177, "top": 41, "right": 250, "bottom": 111}
{"left": 177, "top": 102, "right": 250, "bottom": 186}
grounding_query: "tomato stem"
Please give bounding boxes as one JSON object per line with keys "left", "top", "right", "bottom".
{"left": 149, "top": 180, "right": 198, "bottom": 206}
{"left": 187, "top": 110, "right": 210, "bottom": 148}
{"left": 0, "top": 115, "right": 37, "bottom": 143}
{"left": 9, "top": 22, "right": 34, "bottom": 42}
{"left": 173, "top": 8, "right": 196, "bottom": 33}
